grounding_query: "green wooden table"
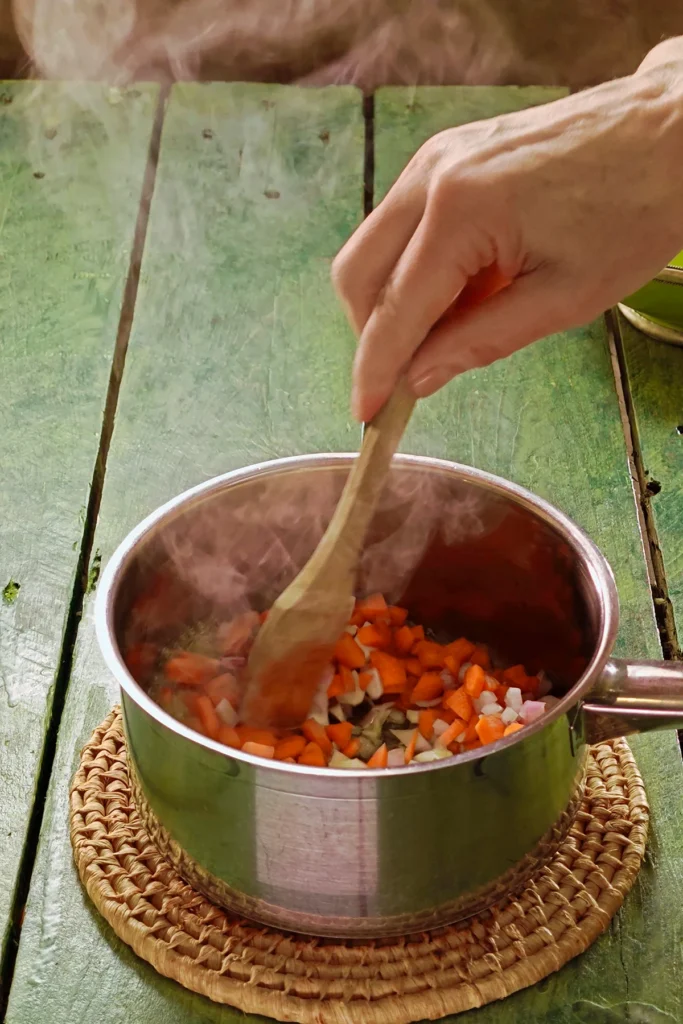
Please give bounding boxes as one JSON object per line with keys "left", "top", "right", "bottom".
{"left": 1, "top": 81, "right": 682, "bottom": 1024}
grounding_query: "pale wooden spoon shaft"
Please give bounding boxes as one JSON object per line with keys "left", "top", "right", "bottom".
{"left": 306, "top": 378, "right": 416, "bottom": 579}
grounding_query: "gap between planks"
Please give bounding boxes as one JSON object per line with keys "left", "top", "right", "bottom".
{"left": 0, "top": 84, "right": 170, "bottom": 1021}
{"left": 606, "top": 310, "right": 681, "bottom": 664}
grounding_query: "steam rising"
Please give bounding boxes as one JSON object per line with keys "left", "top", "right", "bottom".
{"left": 123, "top": 464, "right": 500, "bottom": 654}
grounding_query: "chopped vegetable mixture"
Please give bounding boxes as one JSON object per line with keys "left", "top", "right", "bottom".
{"left": 129, "top": 593, "right": 557, "bottom": 769}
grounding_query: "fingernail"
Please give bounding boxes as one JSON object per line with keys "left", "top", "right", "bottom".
{"left": 409, "top": 367, "right": 455, "bottom": 398}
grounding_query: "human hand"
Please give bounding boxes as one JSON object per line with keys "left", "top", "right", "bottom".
{"left": 332, "top": 46, "right": 683, "bottom": 422}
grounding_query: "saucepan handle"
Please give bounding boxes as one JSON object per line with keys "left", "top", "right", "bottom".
{"left": 581, "top": 658, "right": 683, "bottom": 743}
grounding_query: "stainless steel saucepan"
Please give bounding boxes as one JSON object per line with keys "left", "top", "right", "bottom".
{"left": 95, "top": 455, "right": 683, "bottom": 939}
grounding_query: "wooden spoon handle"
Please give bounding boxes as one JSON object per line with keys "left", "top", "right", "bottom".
{"left": 308, "top": 379, "right": 416, "bottom": 580}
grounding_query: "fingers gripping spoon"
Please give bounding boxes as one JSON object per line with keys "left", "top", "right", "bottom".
{"left": 240, "top": 380, "right": 416, "bottom": 730}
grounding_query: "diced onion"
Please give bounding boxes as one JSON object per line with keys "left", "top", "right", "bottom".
{"left": 520, "top": 700, "right": 546, "bottom": 723}
{"left": 365, "top": 668, "right": 384, "bottom": 701}
{"left": 414, "top": 748, "right": 453, "bottom": 763}
{"left": 504, "top": 686, "right": 523, "bottom": 711}
{"left": 215, "top": 699, "right": 237, "bottom": 727}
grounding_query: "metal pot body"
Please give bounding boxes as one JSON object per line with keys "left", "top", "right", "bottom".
{"left": 96, "top": 455, "right": 683, "bottom": 938}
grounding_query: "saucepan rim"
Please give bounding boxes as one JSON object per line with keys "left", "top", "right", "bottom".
{"left": 95, "top": 453, "right": 619, "bottom": 778}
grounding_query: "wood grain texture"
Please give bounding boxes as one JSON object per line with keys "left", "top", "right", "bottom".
{"left": 0, "top": 81, "right": 157, "bottom": 963}
{"left": 618, "top": 313, "right": 683, "bottom": 641}
{"left": 5, "top": 85, "right": 682, "bottom": 1024}
{"left": 4, "top": 83, "right": 365, "bottom": 1023}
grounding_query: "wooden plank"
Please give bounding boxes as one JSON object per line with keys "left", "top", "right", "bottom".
{"left": 618, "top": 313, "right": 683, "bottom": 641}
{"left": 0, "top": 82, "right": 157, "bottom": 965}
{"left": 4, "top": 82, "right": 364, "bottom": 1023}
{"left": 6, "top": 85, "right": 682, "bottom": 1024}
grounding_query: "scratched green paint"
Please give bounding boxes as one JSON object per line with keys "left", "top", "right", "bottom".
{"left": 5, "top": 86, "right": 683, "bottom": 1024}
{"left": 0, "top": 81, "right": 157, "bottom": 965}
{"left": 4, "top": 84, "right": 364, "bottom": 1023}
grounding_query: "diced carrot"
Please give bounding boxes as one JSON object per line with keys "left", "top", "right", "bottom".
{"left": 504, "top": 722, "right": 524, "bottom": 737}
{"left": 357, "top": 621, "right": 392, "bottom": 649}
{"left": 355, "top": 593, "right": 388, "bottom": 619}
{"left": 396, "top": 688, "right": 414, "bottom": 710}
{"left": 443, "top": 654, "right": 462, "bottom": 677}
{"left": 394, "top": 625, "right": 415, "bottom": 655}
{"left": 302, "top": 719, "right": 333, "bottom": 757}
{"left": 164, "top": 651, "right": 220, "bottom": 686}
{"left": 178, "top": 689, "right": 200, "bottom": 715}
{"left": 242, "top": 741, "right": 275, "bottom": 759}
{"left": 411, "top": 672, "right": 444, "bottom": 703}
{"left": 186, "top": 716, "right": 206, "bottom": 736}
{"left": 436, "top": 718, "right": 467, "bottom": 749}
{"left": 470, "top": 646, "right": 491, "bottom": 670}
{"left": 475, "top": 715, "right": 506, "bottom": 745}
{"left": 217, "top": 611, "right": 260, "bottom": 655}
{"left": 503, "top": 664, "right": 528, "bottom": 687}
{"left": 349, "top": 607, "right": 367, "bottom": 627}
{"left": 418, "top": 708, "right": 439, "bottom": 741}
{"left": 339, "top": 664, "right": 356, "bottom": 692}
{"left": 326, "top": 721, "right": 353, "bottom": 750}
{"left": 358, "top": 670, "right": 375, "bottom": 691}
{"left": 464, "top": 664, "right": 486, "bottom": 698}
{"left": 274, "top": 734, "right": 307, "bottom": 760}
{"left": 444, "top": 685, "right": 474, "bottom": 722}
{"left": 414, "top": 640, "right": 446, "bottom": 669}
{"left": 298, "top": 741, "right": 327, "bottom": 767}
{"left": 463, "top": 716, "right": 480, "bottom": 743}
{"left": 334, "top": 632, "right": 366, "bottom": 670}
{"left": 411, "top": 625, "right": 425, "bottom": 642}
{"left": 445, "top": 638, "right": 476, "bottom": 662}
{"left": 327, "top": 674, "right": 345, "bottom": 698}
{"left": 386, "top": 606, "right": 409, "bottom": 626}
{"left": 343, "top": 738, "right": 361, "bottom": 758}
{"left": 405, "top": 657, "right": 423, "bottom": 677}
{"left": 464, "top": 739, "right": 481, "bottom": 751}
{"left": 217, "top": 724, "right": 241, "bottom": 749}
{"left": 283, "top": 757, "right": 296, "bottom": 764}
{"left": 439, "top": 707, "right": 456, "bottom": 724}
{"left": 370, "top": 651, "right": 407, "bottom": 693}
{"left": 495, "top": 683, "right": 510, "bottom": 703}
{"left": 236, "top": 726, "right": 279, "bottom": 747}
{"left": 404, "top": 729, "right": 418, "bottom": 764}
{"left": 204, "top": 672, "right": 240, "bottom": 707}
{"left": 124, "top": 642, "right": 158, "bottom": 679}
{"left": 525, "top": 675, "right": 541, "bottom": 696}
{"left": 195, "top": 694, "right": 221, "bottom": 740}
{"left": 367, "top": 743, "right": 388, "bottom": 768}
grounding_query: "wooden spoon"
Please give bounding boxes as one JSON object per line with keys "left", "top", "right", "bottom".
{"left": 240, "top": 378, "right": 416, "bottom": 729}
{"left": 240, "top": 263, "right": 512, "bottom": 731}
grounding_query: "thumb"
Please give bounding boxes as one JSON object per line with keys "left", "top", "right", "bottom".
{"left": 407, "top": 267, "right": 571, "bottom": 397}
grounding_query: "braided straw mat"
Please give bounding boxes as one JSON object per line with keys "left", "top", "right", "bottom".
{"left": 70, "top": 708, "right": 648, "bottom": 1023}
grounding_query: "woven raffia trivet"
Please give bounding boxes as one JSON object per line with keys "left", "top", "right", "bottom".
{"left": 70, "top": 708, "right": 648, "bottom": 1024}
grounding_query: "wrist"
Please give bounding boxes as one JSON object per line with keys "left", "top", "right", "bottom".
{"left": 629, "top": 57, "right": 683, "bottom": 194}
{"left": 637, "top": 36, "right": 683, "bottom": 75}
